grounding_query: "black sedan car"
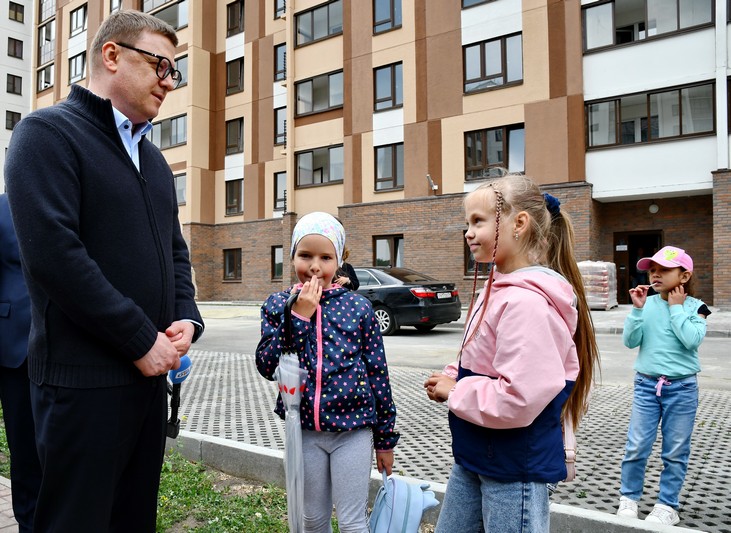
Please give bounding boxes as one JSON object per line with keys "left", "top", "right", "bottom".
{"left": 354, "top": 267, "right": 462, "bottom": 335}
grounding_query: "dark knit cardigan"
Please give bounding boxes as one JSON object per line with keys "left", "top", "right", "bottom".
{"left": 4, "top": 85, "right": 203, "bottom": 388}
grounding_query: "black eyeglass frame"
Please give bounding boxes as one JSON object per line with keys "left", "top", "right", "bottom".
{"left": 115, "top": 42, "right": 182, "bottom": 89}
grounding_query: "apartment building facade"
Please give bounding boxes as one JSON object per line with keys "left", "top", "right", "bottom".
{"left": 1, "top": 0, "right": 33, "bottom": 190}
{"left": 7, "top": 0, "right": 731, "bottom": 307}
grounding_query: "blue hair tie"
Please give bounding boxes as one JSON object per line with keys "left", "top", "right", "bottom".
{"left": 543, "top": 193, "right": 561, "bottom": 217}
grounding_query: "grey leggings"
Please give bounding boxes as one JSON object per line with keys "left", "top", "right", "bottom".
{"left": 302, "top": 427, "right": 373, "bottom": 533}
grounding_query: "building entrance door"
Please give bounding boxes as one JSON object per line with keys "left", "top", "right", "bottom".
{"left": 613, "top": 231, "right": 662, "bottom": 304}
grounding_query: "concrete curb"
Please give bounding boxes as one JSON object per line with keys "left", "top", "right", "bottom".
{"left": 168, "top": 431, "right": 707, "bottom": 533}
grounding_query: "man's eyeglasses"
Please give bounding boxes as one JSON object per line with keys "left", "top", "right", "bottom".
{"left": 115, "top": 42, "right": 182, "bottom": 89}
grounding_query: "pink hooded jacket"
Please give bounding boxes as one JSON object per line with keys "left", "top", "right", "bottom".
{"left": 444, "top": 266, "right": 581, "bottom": 481}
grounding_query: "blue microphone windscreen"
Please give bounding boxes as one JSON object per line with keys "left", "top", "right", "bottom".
{"left": 169, "top": 355, "right": 192, "bottom": 384}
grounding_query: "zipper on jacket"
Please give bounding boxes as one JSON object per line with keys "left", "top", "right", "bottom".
{"left": 313, "top": 303, "right": 324, "bottom": 431}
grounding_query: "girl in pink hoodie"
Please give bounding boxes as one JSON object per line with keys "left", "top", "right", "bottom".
{"left": 425, "top": 174, "right": 599, "bottom": 532}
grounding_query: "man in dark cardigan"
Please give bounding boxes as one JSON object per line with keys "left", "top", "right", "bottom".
{"left": 4, "top": 10, "right": 202, "bottom": 532}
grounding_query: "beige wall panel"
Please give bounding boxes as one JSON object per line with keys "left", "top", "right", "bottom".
{"left": 264, "top": 12, "right": 287, "bottom": 38}
{"left": 294, "top": 0, "right": 326, "bottom": 13}
{"left": 243, "top": 163, "right": 263, "bottom": 220}
{"left": 350, "top": 55, "right": 373, "bottom": 135}
{"left": 257, "top": 36, "right": 274, "bottom": 100}
{"left": 188, "top": 106, "right": 211, "bottom": 169}
{"left": 187, "top": 47, "right": 212, "bottom": 111}
{"left": 521, "top": 6, "right": 551, "bottom": 101}
{"left": 293, "top": 38, "right": 343, "bottom": 80}
{"left": 215, "top": 0, "right": 227, "bottom": 51}
{"left": 424, "top": 0, "right": 460, "bottom": 37}
{"left": 292, "top": 119, "right": 344, "bottom": 152}
{"left": 244, "top": 0, "right": 262, "bottom": 42}
{"left": 258, "top": 97, "right": 275, "bottom": 163}
{"left": 293, "top": 185, "right": 344, "bottom": 218}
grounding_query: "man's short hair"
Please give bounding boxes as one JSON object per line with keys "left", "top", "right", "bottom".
{"left": 90, "top": 10, "right": 178, "bottom": 74}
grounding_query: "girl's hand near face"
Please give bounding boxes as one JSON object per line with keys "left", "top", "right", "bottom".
{"left": 293, "top": 276, "right": 322, "bottom": 318}
{"left": 629, "top": 285, "right": 649, "bottom": 309}
{"left": 668, "top": 284, "right": 687, "bottom": 306}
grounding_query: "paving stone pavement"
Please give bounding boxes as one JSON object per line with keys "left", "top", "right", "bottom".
{"left": 1, "top": 303, "right": 729, "bottom": 531}
{"left": 175, "top": 349, "right": 731, "bottom": 532}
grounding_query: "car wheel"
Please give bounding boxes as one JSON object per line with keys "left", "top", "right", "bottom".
{"left": 414, "top": 324, "right": 437, "bottom": 332}
{"left": 373, "top": 305, "right": 398, "bottom": 335}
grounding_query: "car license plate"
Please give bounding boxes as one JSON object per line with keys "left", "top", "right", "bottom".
{"left": 437, "top": 292, "right": 451, "bottom": 299}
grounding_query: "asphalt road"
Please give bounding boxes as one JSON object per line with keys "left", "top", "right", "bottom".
{"left": 193, "top": 317, "right": 731, "bottom": 391}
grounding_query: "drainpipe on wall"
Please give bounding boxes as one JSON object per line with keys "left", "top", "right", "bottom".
{"left": 716, "top": 0, "right": 729, "bottom": 170}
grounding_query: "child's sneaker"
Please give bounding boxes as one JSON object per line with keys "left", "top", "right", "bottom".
{"left": 617, "top": 496, "right": 638, "bottom": 518}
{"left": 645, "top": 503, "right": 680, "bottom": 525}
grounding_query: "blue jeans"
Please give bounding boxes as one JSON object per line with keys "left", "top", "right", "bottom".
{"left": 620, "top": 373, "right": 698, "bottom": 508}
{"left": 435, "top": 463, "right": 549, "bottom": 533}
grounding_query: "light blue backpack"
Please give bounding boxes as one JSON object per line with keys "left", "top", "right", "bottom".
{"left": 369, "top": 471, "right": 440, "bottom": 533}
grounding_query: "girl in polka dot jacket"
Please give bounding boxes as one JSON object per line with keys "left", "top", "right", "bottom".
{"left": 256, "top": 212, "right": 399, "bottom": 533}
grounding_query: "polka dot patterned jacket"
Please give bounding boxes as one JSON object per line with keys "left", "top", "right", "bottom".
{"left": 256, "top": 284, "right": 399, "bottom": 451}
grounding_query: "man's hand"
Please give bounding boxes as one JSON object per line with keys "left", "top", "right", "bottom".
{"left": 134, "top": 332, "right": 180, "bottom": 377}
{"left": 165, "top": 320, "right": 195, "bottom": 357}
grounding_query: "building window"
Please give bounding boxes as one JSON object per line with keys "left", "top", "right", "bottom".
{"left": 143, "top": 0, "right": 173, "bottom": 11}
{"left": 463, "top": 0, "right": 493, "bottom": 7}
{"left": 227, "top": 0, "right": 244, "bottom": 36}
{"left": 6, "top": 74, "right": 22, "bottom": 95}
{"left": 226, "top": 118, "right": 244, "bottom": 155}
{"left": 274, "top": 171, "right": 286, "bottom": 211}
{"left": 39, "top": 0, "right": 55, "bottom": 22}
{"left": 70, "top": 5, "right": 87, "bottom": 37}
{"left": 6, "top": 111, "right": 21, "bottom": 130}
{"left": 373, "top": 0, "right": 401, "bottom": 34}
{"left": 296, "top": 145, "right": 344, "bottom": 187}
{"left": 295, "top": 70, "right": 343, "bottom": 116}
{"left": 295, "top": 0, "right": 342, "bottom": 46}
{"left": 37, "top": 64, "right": 54, "bottom": 92}
{"left": 38, "top": 20, "right": 56, "bottom": 65}
{"left": 173, "top": 55, "right": 188, "bottom": 88}
{"left": 373, "top": 235, "right": 403, "bottom": 267}
{"left": 275, "top": 0, "right": 285, "bottom": 18}
{"left": 375, "top": 143, "right": 404, "bottom": 191}
{"left": 9, "top": 2, "right": 24, "bottom": 23}
{"left": 587, "top": 82, "right": 715, "bottom": 148}
{"left": 174, "top": 173, "right": 186, "bottom": 204}
{"left": 153, "top": 0, "right": 188, "bottom": 30}
{"left": 272, "top": 246, "right": 283, "bottom": 279}
{"left": 583, "top": 0, "right": 713, "bottom": 52}
{"left": 223, "top": 248, "right": 242, "bottom": 280}
{"left": 464, "top": 234, "right": 491, "bottom": 276}
{"left": 110, "top": 0, "right": 122, "bottom": 13}
{"left": 463, "top": 33, "right": 522, "bottom": 93}
{"left": 69, "top": 53, "right": 86, "bottom": 84}
{"left": 374, "top": 62, "right": 402, "bottom": 111}
{"left": 150, "top": 114, "right": 187, "bottom": 149}
{"left": 464, "top": 124, "right": 525, "bottom": 180}
{"left": 8, "top": 37, "right": 23, "bottom": 59}
{"left": 225, "top": 179, "right": 243, "bottom": 215}
{"left": 274, "top": 107, "right": 286, "bottom": 145}
{"left": 274, "top": 43, "right": 286, "bottom": 81}
{"left": 226, "top": 57, "right": 244, "bottom": 95}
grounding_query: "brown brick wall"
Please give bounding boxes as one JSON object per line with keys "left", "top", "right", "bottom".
{"left": 186, "top": 189, "right": 717, "bottom": 307}
{"left": 596, "top": 195, "right": 713, "bottom": 305}
{"left": 713, "top": 170, "right": 731, "bottom": 307}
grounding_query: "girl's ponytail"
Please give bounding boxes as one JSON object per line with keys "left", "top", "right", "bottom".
{"left": 546, "top": 210, "right": 600, "bottom": 429}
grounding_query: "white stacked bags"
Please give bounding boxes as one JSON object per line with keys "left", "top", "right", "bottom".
{"left": 579, "top": 261, "right": 618, "bottom": 311}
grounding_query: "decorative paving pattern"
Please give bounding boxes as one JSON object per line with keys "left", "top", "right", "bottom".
{"left": 182, "top": 349, "right": 731, "bottom": 531}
